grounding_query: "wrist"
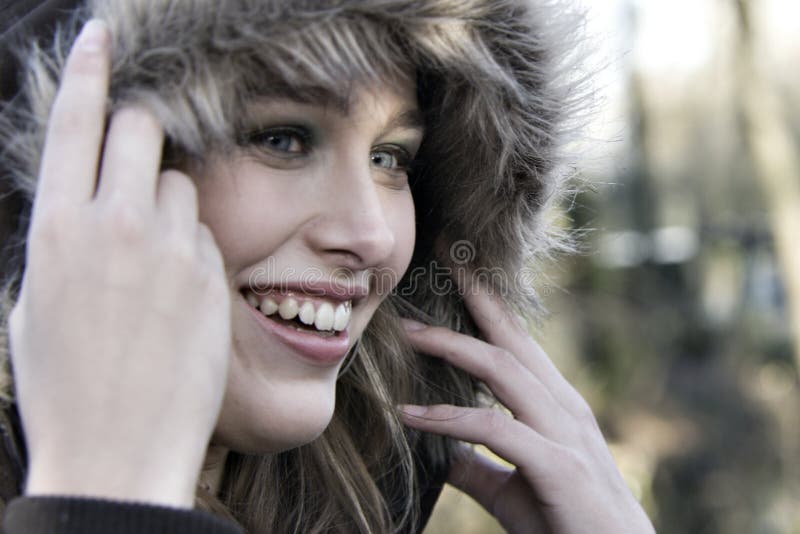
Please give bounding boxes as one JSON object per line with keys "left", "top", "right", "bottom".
{"left": 24, "top": 451, "right": 201, "bottom": 508}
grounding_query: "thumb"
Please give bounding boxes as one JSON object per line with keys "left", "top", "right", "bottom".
{"left": 448, "top": 445, "right": 513, "bottom": 512}
{"left": 448, "top": 446, "right": 548, "bottom": 534}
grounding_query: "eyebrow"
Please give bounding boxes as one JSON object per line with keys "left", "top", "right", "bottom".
{"left": 383, "top": 108, "right": 425, "bottom": 133}
{"left": 241, "top": 95, "right": 425, "bottom": 138}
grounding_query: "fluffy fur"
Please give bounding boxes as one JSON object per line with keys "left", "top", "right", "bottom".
{"left": 0, "top": 0, "right": 587, "bottom": 531}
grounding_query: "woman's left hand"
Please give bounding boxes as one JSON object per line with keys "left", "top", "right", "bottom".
{"left": 400, "top": 283, "right": 655, "bottom": 534}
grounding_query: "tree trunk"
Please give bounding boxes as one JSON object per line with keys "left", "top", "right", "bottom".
{"left": 737, "top": 0, "right": 800, "bottom": 368}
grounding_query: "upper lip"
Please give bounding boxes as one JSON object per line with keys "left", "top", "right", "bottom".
{"left": 241, "top": 280, "right": 369, "bottom": 303}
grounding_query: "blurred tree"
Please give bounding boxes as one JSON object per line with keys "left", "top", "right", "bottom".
{"left": 736, "top": 0, "right": 800, "bottom": 369}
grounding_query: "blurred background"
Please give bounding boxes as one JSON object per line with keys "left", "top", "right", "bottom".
{"left": 425, "top": 0, "right": 800, "bottom": 532}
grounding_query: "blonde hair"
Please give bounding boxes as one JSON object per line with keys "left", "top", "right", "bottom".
{"left": 0, "top": 0, "right": 586, "bottom": 531}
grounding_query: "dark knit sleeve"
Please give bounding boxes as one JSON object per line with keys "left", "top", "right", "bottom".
{"left": 2, "top": 497, "right": 244, "bottom": 534}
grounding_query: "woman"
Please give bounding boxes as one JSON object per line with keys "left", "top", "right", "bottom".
{"left": 0, "top": 1, "right": 655, "bottom": 532}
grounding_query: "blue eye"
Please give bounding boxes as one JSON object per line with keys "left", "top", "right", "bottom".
{"left": 241, "top": 126, "right": 311, "bottom": 157}
{"left": 371, "top": 151, "right": 397, "bottom": 169}
{"left": 263, "top": 133, "right": 302, "bottom": 153}
{"left": 370, "top": 145, "right": 411, "bottom": 172}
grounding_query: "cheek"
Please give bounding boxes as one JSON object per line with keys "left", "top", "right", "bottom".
{"left": 387, "top": 191, "right": 416, "bottom": 287}
{"left": 194, "top": 170, "right": 299, "bottom": 268}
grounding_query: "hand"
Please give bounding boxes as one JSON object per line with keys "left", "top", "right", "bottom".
{"left": 399, "top": 283, "right": 655, "bottom": 533}
{"left": 7, "top": 20, "right": 231, "bottom": 507}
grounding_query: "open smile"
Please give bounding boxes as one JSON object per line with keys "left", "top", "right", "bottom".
{"left": 239, "top": 287, "right": 361, "bottom": 366}
{"left": 243, "top": 289, "right": 351, "bottom": 334}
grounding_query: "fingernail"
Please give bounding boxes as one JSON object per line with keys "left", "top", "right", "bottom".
{"left": 401, "top": 318, "right": 427, "bottom": 332}
{"left": 399, "top": 404, "right": 428, "bottom": 417}
{"left": 77, "top": 19, "right": 109, "bottom": 52}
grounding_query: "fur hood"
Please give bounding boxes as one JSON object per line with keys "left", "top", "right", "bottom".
{"left": 0, "top": 3, "right": 586, "bottom": 526}
{"left": 0, "top": 0, "right": 583, "bottom": 395}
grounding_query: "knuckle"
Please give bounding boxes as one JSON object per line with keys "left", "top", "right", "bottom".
{"left": 162, "top": 170, "right": 197, "bottom": 198}
{"left": 461, "top": 345, "right": 505, "bottom": 382}
{"left": 548, "top": 445, "right": 589, "bottom": 480}
{"left": 484, "top": 409, "right": 508, "bottom": 433}
{"left": 164, "top": 239, "right": 196, "bottom": 268}
{"left": 103, "top": 199, "right": 148, "bottom": 242}
{"left": 492, "top": 346, "right": 516, "bottom": 368}
{"left": 29, "top": 201, "right": 81, "bottom": 247}
{"left": 482, "top": 346, "right": 515, "bottom": 378}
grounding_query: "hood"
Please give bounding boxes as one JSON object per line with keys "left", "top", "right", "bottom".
{"left": 1, "top": 0, "right": 585, "bottom": 396}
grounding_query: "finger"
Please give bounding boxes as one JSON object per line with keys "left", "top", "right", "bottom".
{"left": 155, "top": 170, "right": 198, "bottom": 235}
{"left": 447, "top": 445, "right": 513, "bottom": 512}
{"left": 448, "top": 447, "right": 549, "bottom": 533}
{"left": 96, "top": 106, "right": 165, "bottom": 206}
{"left": 402, "top": 320, "right": 565, "bottom": 429}
{"left": 399, "top": 404, "right": 557, "bottom": 478}
{"left": 196, "top": 223, "right": 226, "bottom": 277}
{"left": 458, "top": 280, "right": 586, "bottom": 413}
{"left": 35, "top": 20, "right": 110, "bottom": 209}
{"left": 194, "top": 223, "right": 229, "bottom": 334}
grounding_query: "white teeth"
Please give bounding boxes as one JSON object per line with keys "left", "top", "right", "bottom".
{"left": 260, "top": 297, "right": 279, "bottom": 315}
{"left": 314, "top": 302, "right": 335, "bottom": 331}
{"left": 298, "top": 301, "right": 316, "bottom": 325}
{"left": 278, "top": 298, "right": 299, "bottom": 320}
{"left": 247, "top": 291, "right": 352, "bottom": 332}
{"left": 333, "top": 302, "right": 350, "bottom": 332}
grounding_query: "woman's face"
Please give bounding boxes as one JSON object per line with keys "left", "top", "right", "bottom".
{"left": 193, "top": 82, "right": 421, "bottom": 453}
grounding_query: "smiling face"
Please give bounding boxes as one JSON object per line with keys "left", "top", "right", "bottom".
{"left": 193, "top": 83, "right": 420, "bottom": 453}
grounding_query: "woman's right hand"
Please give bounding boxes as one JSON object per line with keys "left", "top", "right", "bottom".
{"left": 7, "top": 20, "right": 231, "bottom": 508}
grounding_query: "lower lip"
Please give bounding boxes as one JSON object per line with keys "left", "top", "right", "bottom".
{"left": 241, "top": 295, "right": 351, "bottom": 366}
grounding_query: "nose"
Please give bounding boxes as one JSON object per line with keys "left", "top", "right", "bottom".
{"left": 305, "top": 162, "right": 396, "bottom": 270}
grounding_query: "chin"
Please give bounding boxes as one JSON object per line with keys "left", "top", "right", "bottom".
{"left": 213, "top": 379, "right": 337, "bottom": 454}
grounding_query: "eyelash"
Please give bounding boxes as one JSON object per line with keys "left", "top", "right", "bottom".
{"left": 240, "top": 126, "right": 313, "bottom": 158}
{"left": 240, "top": 125, "right": 415, "bottom": 176}
{"left": 370, "top": 145, "right": 413, "bottom": 173}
